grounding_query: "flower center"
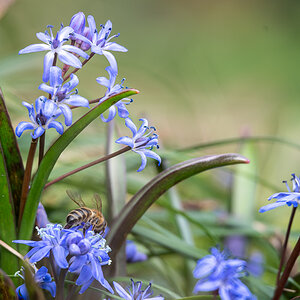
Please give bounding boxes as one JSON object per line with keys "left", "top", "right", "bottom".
{"left": 36, "top": 113, "right": 47, "bottom": 125}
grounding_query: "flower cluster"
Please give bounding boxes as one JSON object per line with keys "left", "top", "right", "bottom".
{"left": 193, "top": 247, "right": 256, "bottom": 299}
{"left": 259, "top": 173, "right": 300, "bottom": 213}
{"left": 13, "top": 224, "right": 113, "bottom": 294}
{"left": 15, "top": 11, "right": 160, "bottom": 172}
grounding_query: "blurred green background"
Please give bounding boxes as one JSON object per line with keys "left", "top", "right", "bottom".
{"left": 1, "top": 0, "right": 300, "bottom": 297}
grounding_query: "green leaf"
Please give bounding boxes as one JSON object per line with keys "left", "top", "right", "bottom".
{"left": 0, "top": 88, "right": 24, "bottom": 218}
{"left": 176, "top": 296, "right": 217, "bottom": 300}
{"left": 107, "top": 153, "right": 249, "bottom": 255}
{"left": 18, "top": 89, "right": 139, "bottom": 241}
{"left": 0, "top": 142, "right": 18, "bottom": 275}
{"left": 132, "top": 224, "right": 206, "bottom": 259}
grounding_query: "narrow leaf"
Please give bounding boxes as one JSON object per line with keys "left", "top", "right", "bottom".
{"left": 0, "top": 88, "right": 24, "bottom": 218}
{"left": 132, "top": 224, "right": 206, "bottom": 259}
{"left": 0, "top": 142, "right": 18, "bottom": 275}
{"left": 107, "top": 153, "right": 249, "bottom": 255}
{"left": 19, "top": 89, "right": 139, "bottom": 241}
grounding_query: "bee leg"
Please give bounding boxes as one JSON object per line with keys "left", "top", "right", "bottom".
{"left": 83, "top": 222, "right": 92, "bottom": 236}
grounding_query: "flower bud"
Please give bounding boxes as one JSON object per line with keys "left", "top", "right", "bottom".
{"left": 80, "top": 27, "right": 92, "bottom": 51}
{"left": 69, "top": 12, "right": 85, "bottom": 40}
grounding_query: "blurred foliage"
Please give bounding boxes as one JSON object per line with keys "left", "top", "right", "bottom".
{"left": 0, "top": 0, "right": 300, "bottom": 298}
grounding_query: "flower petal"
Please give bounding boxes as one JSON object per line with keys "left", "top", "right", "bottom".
{"left": 31, "top": 126, "right": 45, "bottom": 139}
{"left": 19, "top": 44, "right": 50, "bottom": 54}
{"left": 62, "top": 45, "right": 89, "bottom": 59}
{"left": 40, "top": 282, "right": 56, "bottom": 297}
{"left": 63, "top": 95, "right": 89, "bottom": 107}
{"left": 143, "top": 149, "right": 161, "bottom": 166}
{"left": 116, "top": 102, "right": 129, "bottom": 118}
{"left": 48, "top": 121, "right": 64, "bottom": 134}
{"left": 58, "top": 104, "right": 72, "bottom": 126}
{"left": 43, "top": 51, "right": 55, "bottom": 82}
{"left": 125, "top": 118, "right": 137, "bottom": 136}
{"left": 100, "top": 106, "right": 116, "bottom": 122}
{"left": 52, "top": 245, "right": 68, "bottom": 269}
{"left": 135, "top": 151, "right": 147, "bottom": 172}
{"left": 104, "top": 42, "right": 128, "bottom": 52}
{"left": 76, "top": 265, "right": 92, "bottom": 285}
{"left": 15, "top": 122, "right": 36, "bottom": 137}
{"left": 57, "top": 50, "right": 82, "bottom": 68}
{"left": 193, "top": 279, "right": 221, "bottom": 293}
{"left": 39, "top": 83, "right": 54, "bottom": 95}
{"left": 102, "top": 50, "right": 118, "bottom": 75}
{"left": 67, "top": 74, "right": 79, "bottom": 91}
{"left": 259, "top": 201, "right": 287, "bottom": 213}
{"left": 96, "top": 76, "right": 110, "bottom": 89}
{"left": 29, "top": 245, "right": 52, "bottom": 263}
{"left": 115, "top": 136, "right": 134, "bottom": 148}
{"left": 49, "top": 66, "right": 63, "bottom": 88}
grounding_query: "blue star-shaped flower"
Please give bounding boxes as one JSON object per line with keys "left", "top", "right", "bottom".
{"left": 96, "top": 66, "right": 132, "bottom": 122}
{"left": 16, "top": 266, "right": 56, "bottom": 299}
{"left": 113, "top": 279, "right": 164, "bottom": 300}
{"left": 15, "top": 97, "right": 63, "bottom": 139}
{"left": 74, "top": 16, "right": 127, "bottom": 74}
{"left": 259, "top": 173, "right": 300, "bottom": 213}
{"left": 193, "top": 247, "right": 256, "bottom": 300}
{"left": 39, "top": 66, "right": 89, "bottom": 126}
{"left": 115, "top": 118, "right": 161, "bottom": 172}
{"left": 19, "top": 25, "right": 89, "bottom": 82}
{"left": 13, "top": 224, "right": 68, "bottom": 269}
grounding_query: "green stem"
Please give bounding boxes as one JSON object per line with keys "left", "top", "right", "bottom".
{"left": 38, "top": 132, "right": 45, "bottom": 165}
{"left": 276, "top": 207, "right": 297, "bottom": 285}
{"left": 63, "top": 52, "right": 95, "bottom": 82}
{"left": 44, "top": 146, "right": 131, "bottom": 189}
{"left": 273, "top": 236, "right": 300, "bottom": 300}
{"left": 18, "top": 139, "right": 38, "bottom": 228}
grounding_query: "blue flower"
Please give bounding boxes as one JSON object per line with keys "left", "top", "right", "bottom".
{"left": 69, "top": 12, "right": 86, "bottom": 39}
{"left": 16, "top": 266, "right": 56, "bottom": 299}
{"left": 115, "top": 118, "right": 161, "bottom": 172}
{"left": 193, "top": 247, "right": 256, "bottom": 300}
{"left": 36, "top": 203, "right": 50, "bottom": 228}
{"left": 126, "top": 240, "right": 148, "bottom": 263}
{"left": 19, "top": 25, "right": 89, "bottom": 82}
{"left": 13, "top": 224, "right": 69, "bottom": 269}
{"left": 96, "top": 66, "right": 132, "bottom": 122}
{"left": 259, "top": 173, "right": 300, "bottom": 213}
{"left": 15, "top": 97, "right": 64, "bottom": 139}
{"left": 113, "top": 279, "right": 164, "bottom": 300}
{"left": 62, "top": 227, "right": 113, "bottom": 294}
{"left": 39, "top": 66, "right": 89, "bottom": 126}
{"left": 74, "top": 16, "right": 127, "bottom": 74}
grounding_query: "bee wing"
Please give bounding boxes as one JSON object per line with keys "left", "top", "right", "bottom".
{"left": 66, "top": 190, "right": 86, "bottom": 207}
{"left": 93, "top": 194, "right": 103, "bottom": 212}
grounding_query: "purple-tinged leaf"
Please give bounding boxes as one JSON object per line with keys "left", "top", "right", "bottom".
{"left": 107, "top": 153, "right": 249, "bottom": 257}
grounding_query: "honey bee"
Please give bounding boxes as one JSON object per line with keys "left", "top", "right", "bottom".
{"left": 64, "top": 190, "right": 107, "bottom": 235}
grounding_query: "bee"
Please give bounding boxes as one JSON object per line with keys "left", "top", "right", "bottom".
{"left": 64, "top": 190, "right": 107, "bottom": 235}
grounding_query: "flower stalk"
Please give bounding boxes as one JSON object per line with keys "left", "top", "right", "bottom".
{"left": 18, "top": 138, "right": 38, "bottom": 227}
{"left": 44, "top": 146, "right": 131, "bottom": 189}
{"left": 276, "top": 207, "right": 297, "bottom": 285}
{"left": 273, "top": 236, "right": 300, "bottom": 300}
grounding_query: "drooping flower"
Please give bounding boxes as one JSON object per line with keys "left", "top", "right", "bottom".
{"left": 15, "top": 97, "right": 63, "bottom": 139}
{"left": 16, "top": 266, "right": 56, "bottom": 299}
{"left": 63, "top": 228, "right": 113, "bottom": 294}
{"left": 96, "top": 66, "right": 132, "bottom": 122}
{"left": 113, "top": 279, "right": 164, "bottom": 300}
{"left": 19, "top": 25, "right": 89, "bottom": 82}
{"left": 73, "top": 16, "right": 127, "bottom": 74}
{"left": 13, "top": 224, "right": 69, "bottom": 269}
{"left": 126, "top": 240, "right": 148, "bottom": 263}
{"left": 115, "top": 118, "right": 161, "bottom": 172}
{"left": 193, "top": 247, "right": 256, "bottom": 300}
{"left": 39, "top": 66, "right": 89, "bottom": 125}
{"left": 259, "top": 173, "right": 300, "bottom": 213}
